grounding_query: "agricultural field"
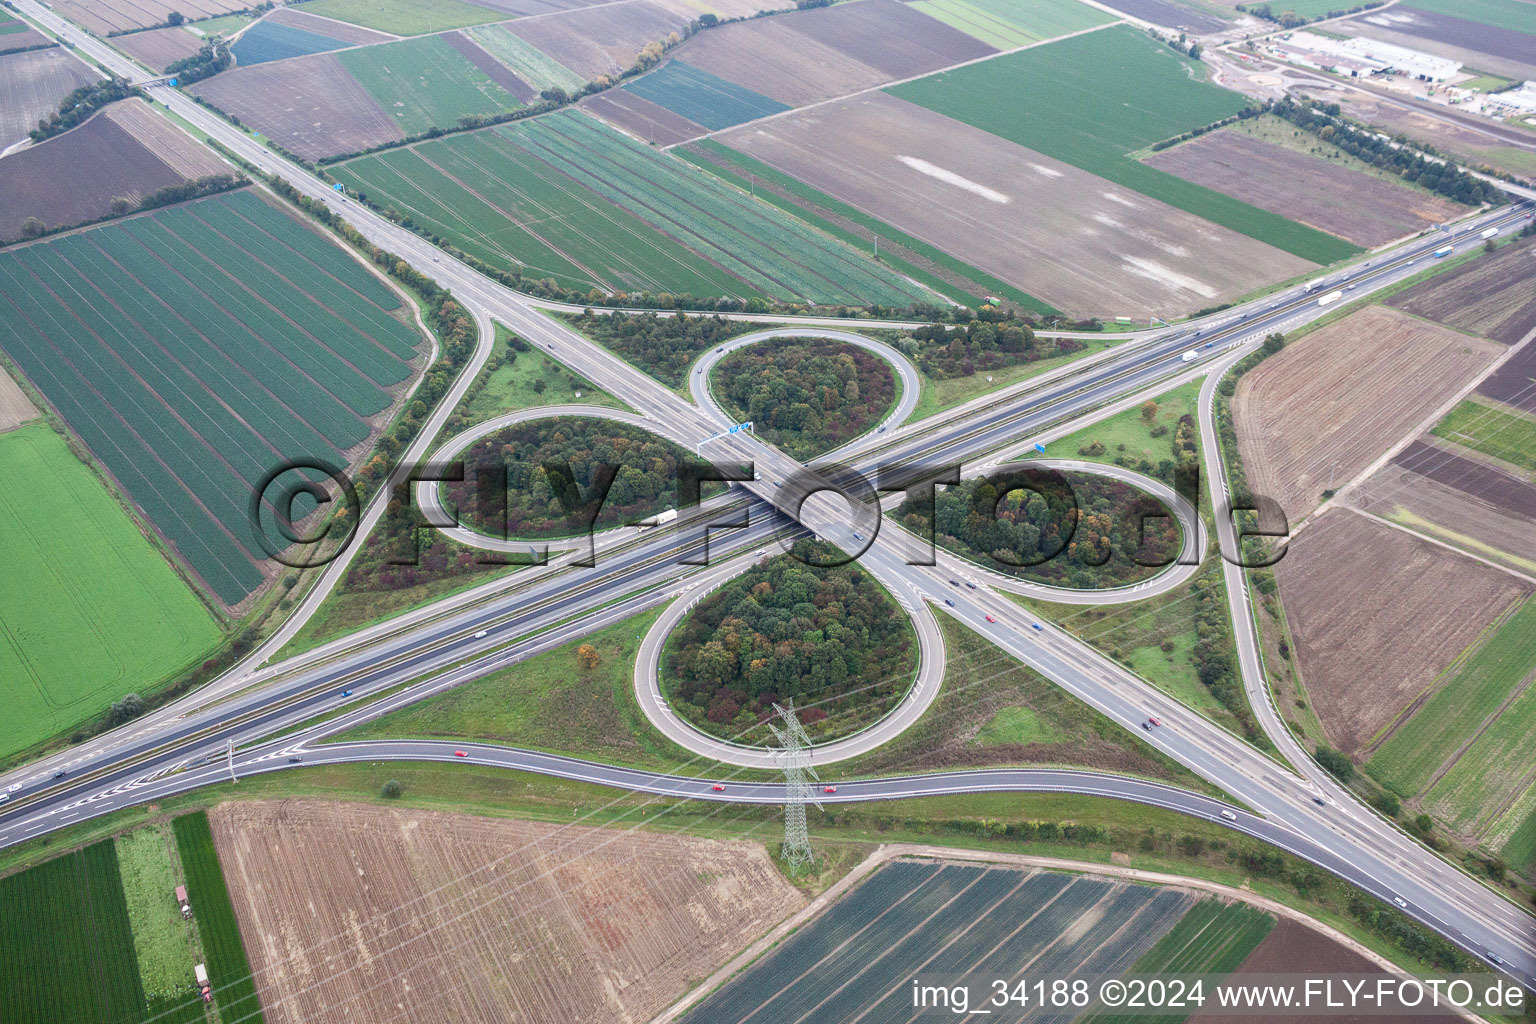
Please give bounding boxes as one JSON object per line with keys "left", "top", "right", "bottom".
{"left": 1095, "top": 0, "right": 1227, "bottom": 31}
{"left": 621, "top": 59, "right": 787, "bottom": 132}
{"left": 0, "top": 421, "right": 220, "bottom": 760}
{"left": 1233, "top": 305, "right": 1501, "bottom": 521}
{"left": 113, "top": 26, "right": 204, "bottom": 72}
{"left": 0, "top": 98, "right": 230, "bottom": 243}
{"left": 1145, "top": 125, "right": 1466, "bottom": 248}
{"left": 582, "top": 88, "right": 704, "bottom": 146}
{"left": 1201, "top": 919, "right": 1462, "bottom": 1023}
{"left": 1338, "top": 0, "right": 1536, "bottom": 83}
{"left": 230, "top": 19, "right": 352, "bottom": 65}
{"left": 670, "top": 0, "right": 995, "bottom": 108}
{"left": 462, "top": 22, "right": 584, "bottom": 94}
{"left": 443, "top": 30, "right": 537, "bottom": 102}
{"left": 680, "top": 139, "right": 1053, "bottom": 312}
{"left": 717, "top": 92, "right": 1311, "bottom": 318}
{"left": 264, "top": 6, "right": 397, "bottom": 45}
{"left": 692, "top": 861, "right": 1194, "bottom": 1024}
{"left": 337, "top": 33, "right": 523, "bottom": 138}
{"left": 189, "top": 53, "right": 406, "bottom": 160}
{"left": 905, "top": 0, "right": 1115, "bottom": 49}
{"left": 504, "top": 0, "right": 691, "bottom": 80}
{"left": 1388, "top": 234, "right": 1536, "bottom": 346}
{"left": 333, "top": 110, "right": 930, "bottom": 304}
{"left": 0, "top": 190, "right": 426, "bottom": 606}
{"left": 1351, "top": 452, "right": 1536, "bottom": 577}
{"left": 207, "top": 800, "right": 804, "bottom": 1024}
{"left": 293, "top": 0, "right": 500, "bottom": 35}
{"left": 1431, "top": 398, "right": 1536, "bottom": 476}
{"left": 889, "top": 25, "right": 1359, "bottom": 266}
{"left": 1273, "top": 510, "right": 1530, "bottom": 757}
{"left": 115, "top": 825, "right": 204, "bottom": 1009}
{"left": 0, "top": 7, "right": 48, "bottom": 52}
{"left": 173, "top": 811, "right": 263, "bottom": 1024}
{"left": 0, "top": 839, "right": 145, "bottom": 1024}
{"left": 53, "top": 0, "right": 245, "bottom": 35}
{"left": 0, "top": 46, "right": 100, "bottom": 151}
{"left": 0, "top": 363, "right": 37, "bottom": 430}
{"left": 1369, "top": 596, "right": 1536, "bottom": 800}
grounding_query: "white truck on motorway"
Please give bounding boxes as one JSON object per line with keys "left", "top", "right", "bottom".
{"left": 1181, "top": 350, "right": 1199, "bottom": 362}
{"left": 1317, "top": 290, "right": 1344, "bottom": 307}
{"left": 635, "top": 508, "right": 677, "bottom": 531}
{"left": 1480, "top": 226, "right": 1499, "bottom": 240}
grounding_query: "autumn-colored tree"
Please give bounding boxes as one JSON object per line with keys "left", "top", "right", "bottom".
{"left": 576, "top": 644, "right": 600, "bottom": 671}
{"left": 1140, "top": 400, "right": 1159, "bottom": 424}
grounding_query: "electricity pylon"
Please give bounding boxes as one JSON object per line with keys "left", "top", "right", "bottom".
{"left": 770, "top": 701, "right": 821, "bottom": 874}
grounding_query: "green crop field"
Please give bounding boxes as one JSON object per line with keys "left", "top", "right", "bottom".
{"left": 173, "top": 812, "right": 264, "bottom": 1024}
{"left": 335, "top": 112, "right": 930, "bottom": 305}
{"left": 339, "top": 34, "right": 522, "bottom": 138}
{"left": 508, "top": 112, "right": 931, "bottom": 305}
{"left": 117, "top": 825, "right": 201, "bottom": 1004}
{"left": 296, "top": 0, "right": 498, "bottom": 34}
{"left": 1403, "top": 0, "right": 1536, "bottom": 34}
{"left": 0, "top": 422, "right": 220, "bottom": 760}
{"left": 0, "top": 840, "right": 146, "bottom": 1024}
{"left": 0, "top": 191, "right": 423, "bottom": 606}
{"left": 1425, "top": 675, "right": 1536, "bottom": 832}
{"left": 1369, "top": 596, "right": 1536, "bottom": 797}
{"left": 693, "top": 863, "right": 1193, "bottom": 1023}
{"left": 910, "top": 0, "right": 1115, "bottom": 48}
{"left": 622, "top": 60, "right": 788, "bottom": 130}
{"left": 1431, "top": 399, "right": 1536, "bottom": 475}
{"left": 889, "top": 26, "right": 1359, "bottom": 265}
{"left": 1494, "top": 788, "right": 1536, "bottom": 875}
{"left": 462, "top": 23, "right": 585, "bottom": 94}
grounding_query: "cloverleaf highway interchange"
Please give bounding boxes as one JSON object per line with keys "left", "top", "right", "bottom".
{"left": 1, "top": 0, "right": 1536, "bottom": 1021}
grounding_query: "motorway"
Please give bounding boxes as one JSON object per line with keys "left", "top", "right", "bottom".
{"left": 6, "top": 0, "right": 1536, "bottom": 993}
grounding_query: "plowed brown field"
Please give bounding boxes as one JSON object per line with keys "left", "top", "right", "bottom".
{"left": 0, "top": 47, "right": 100, "bottom": 151}
{"left": 0, "top": 363, "right": 38, "bottom": 431}
{"left": 1145, "top": 129, "right": 1462, "bottom": 248}
{"left": 1389, "top": 235, "right": 1536, "bottom": 346}
{"left": 113, "top": 26, "right": 202, "bottom": 72}
{"left": 1234, "top": 305, "right": 1501, "bottom": 521}
{"left": 508, "top": 0, "right": 692, "bottom": 80}
{"left": 1274, "top": 511, "right": 1529, "bottom": 755}
{"left": 208, "top": 800, "right": 804, "bottom": 1024}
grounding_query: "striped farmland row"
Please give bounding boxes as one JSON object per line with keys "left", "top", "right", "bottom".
{"left": 0, "top": 840, "right": 146, "bottom": 1024}
{"left": 0, "top": 191, "right": 424, "bottom": 604}
{"left": 463, "top": 22, "right": 585, "bottom": 95}
{"left": 621, "top": 60, "right": 788, "bottom": 131}
{"left": 504, "top": 112, "right": 931, "bottom": 306}
{"left": 693, "top": 862, "right": 1193, "bottom": 1024}
{"left": 173, "top": 812, "right": 265, "bottom": 1024}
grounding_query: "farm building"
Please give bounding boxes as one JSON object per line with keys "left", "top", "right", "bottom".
{"left": 1267, "top": 31, "right": 1461, "bottom": 81}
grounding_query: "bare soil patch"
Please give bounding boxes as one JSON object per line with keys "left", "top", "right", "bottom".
{"left": 677, "top": 16, "right": 888, "bottom": 106}
{"left": 266, "top": 6, "right": 396, "bottom": 46}
{"left": 468, "top": 0, "right": 609, "bottom": 14}
{"left": 1481, "top": 338, "right": 1536, "bottom": 414}
{"left": 0, "top": 362, "right": 38, "bottom": 431}
{"left": 509, "top": 0, "right": 691, "bottom": 80}
{"left": 1351, "top": 457, "right": 1536, "bottom": 576}
{"left": 0, "top": 47, "right": 100, "bottom": 151}
{"left": 1206, "top": 918, "right": 1460, "bottom": 1023}
{"left": 1275, "top": 510, "right": 1529, "bottom": 755}
{"left": 0, "top": 107, "right": 183, "bottom": 242}
{"left": 582, "top": 88, "right": 702, "bottom": 145}
{"left": 1390, "top": 438, "right": 1536, "bottom": 521}
{"left": 1145, "top": 128, "right": 1462, "bottom": 248}
{"left": 1389, "top": 235, "right": 1536, "bottom": 346}
{"left": 112, "top": 26, "right": 203, "bottom": 72}
{"left": 1093, "top": 0, "right": 1225, "bottom": 33}
{"left": 1234, "top": 305, "right": 1501, "bottom": 521}
{"left": 0, "top": 27, "right": 50, "bottom": 54}
{"left": 190, "top": 52, "right": 404, "bottom": 161}
{"left": 54, "top": 0, "right": 245, "bottom": 35}
{"left": 102, "top": 97, "right": 228, "bottom": 178}
{"left": 719, "top": 92, "right": 1312, "bottom": 318}
{"left": 781, "top": 0, "right": 993, "bottom": 76}
{"left": 208, "top": 800, "right": 804, "bottom": 1024}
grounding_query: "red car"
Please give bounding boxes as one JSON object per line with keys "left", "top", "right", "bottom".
{"left": 985, "top": 614, "right": 997, "bottom": 623}
{"left": 823, "top": 786, "right": 837, "bottom": 794}
{"left": 453, "top": 750, "right": 468, "bottom": 757}
{"left": 1148, "top": 717, "right": 1162, "bottom": 727}
{"left": 711, "top": 784, "right": 726, "bottom": 791}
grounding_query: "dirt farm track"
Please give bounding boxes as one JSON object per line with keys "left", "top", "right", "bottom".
{"left": 208, "top": 800, "right": 805, "bottom": 1024}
